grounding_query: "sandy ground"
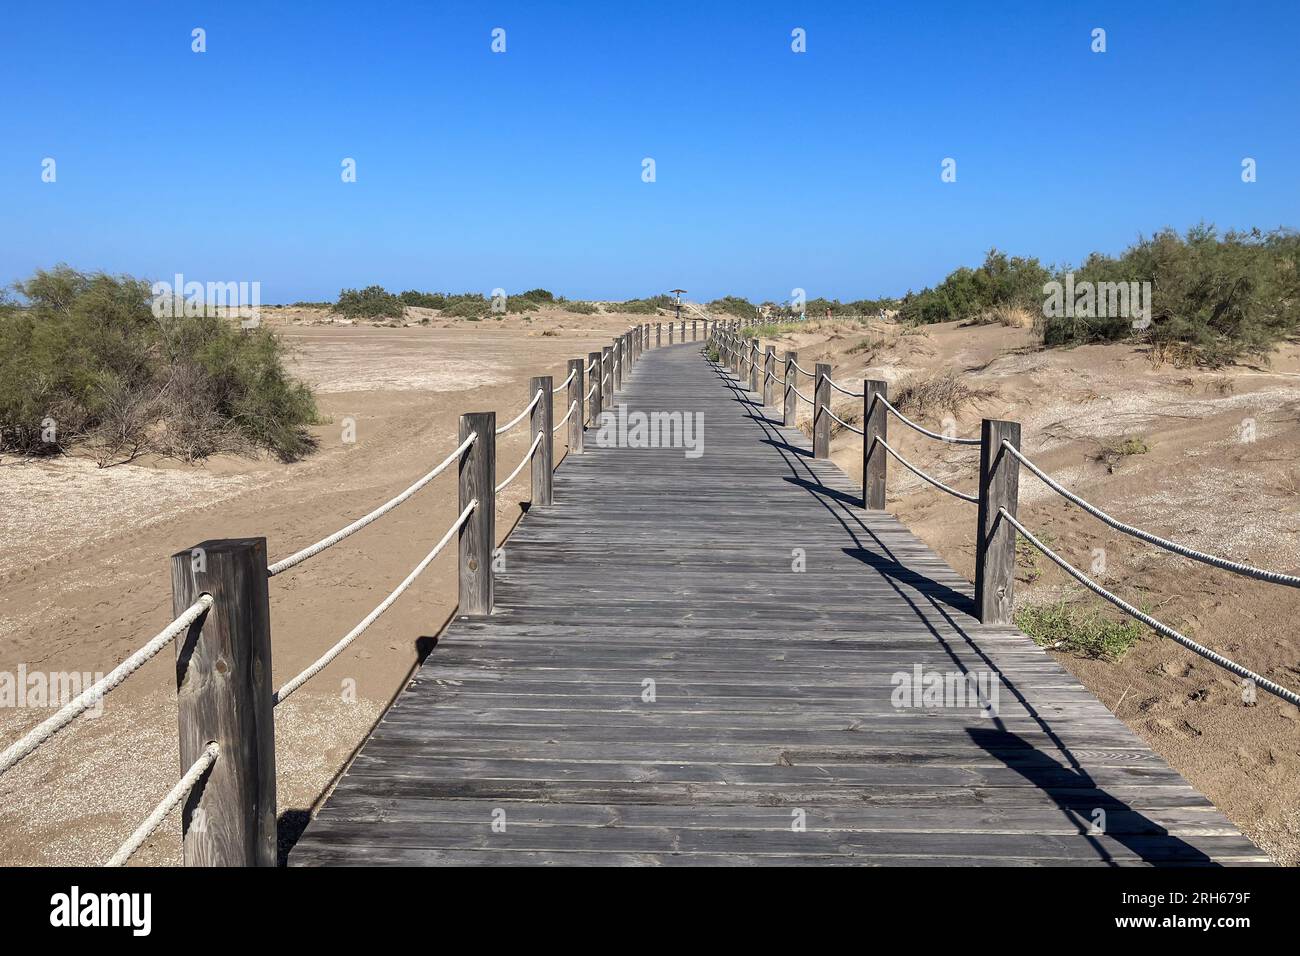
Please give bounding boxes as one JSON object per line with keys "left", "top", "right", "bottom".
{"left": 748, "top": 317, "right": 1300, "bottom": 865}
{"left": 0, "top": 305, "right": 661, "bottom": 865}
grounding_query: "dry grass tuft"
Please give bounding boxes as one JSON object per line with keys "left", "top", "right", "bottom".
{"left": 892, "top": 372, "right": 994, "bottom": 417}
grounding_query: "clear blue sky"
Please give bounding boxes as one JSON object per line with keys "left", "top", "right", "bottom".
{"left": 1, "top": 1, "right": 1296, "bottom": 303}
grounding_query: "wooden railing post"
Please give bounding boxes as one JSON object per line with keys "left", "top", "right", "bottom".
{"left": 588, "top": 350, "right": 603, "bottom": 422}
{"left": 783, "top": 351, "right": 798, "bottom": 426}
{"left": 680, "top": 319, "right": 686, "bottom": 341}
{"left": 613, "top": 338, "right": 623, "bottom": 391}
{"left": 668, "top": 321, "right": 674, "bottom": 345}
{"left": 734, "top": 334, "right": 743, "bottom": 376}
{"left": 171, "top": 537, "right": 276, "bottom": 866}
{"left": 530, "top": 375, "right": 553, "bottom": 505}
{"left": 458, "top": 412, "right": 495, "bottom": 614}
{"left": 749, "top": 341, "right": 760, "bottom": 393}
{"left": 692, "top": 319, "right": 697, "bottom": 340}
{"left": 567, "top": 358, "right": 584, "bottom": 455}
{"left": 762, "top": 345, "right": 776, "bottom": 407}
{"left": 813, "top": 362, "right": 831, "bottom": 458}
{"left": 601, "top": 346, "right": 613, "bottom": 404}
{"left": 863, "top": 380, "right": 888, "bottom": 509}
{"left": 975, "top": 419, "right": 1022, "bottom": 624}
{"left": 656, "top": 322, "right": 661, "bottom": 346}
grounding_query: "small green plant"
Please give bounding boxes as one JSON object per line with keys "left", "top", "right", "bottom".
{"left": 1090, "top": 435, "right": 1150, "bottom": 465}
{"left": 742, "top": 321, "right": 805, "bottom": 338}
{"left": 1016, "top": 601, "right": 1143, "bottom": 661}
{"left": 562, "top": 301, "right": 598, "bottom": 314}
{"left": 1014, "top": 530, "right": 1056, "bottom": 583}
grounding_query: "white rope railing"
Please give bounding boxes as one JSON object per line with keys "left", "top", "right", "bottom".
{"left": 821, "top": 372, "right": 864, "bottom": 398}
{"left": 874, "top": 394, "right": 981, "bottom": 445}
{"left": 268, "top": 432, "right": 476, "bottom": 576}
{"left": 495, "top": 431, "right": 544, "bottom": 494}
{"left": 553, "top": 400, "right": 577, "bottom": 433}
{"left": 792, "top": 386, "right": 814, "bottom": 405}
{"left": 0, "top": 595, "right": 213, "bottom": 777}
{"left": 1002, "top": 441, "right": 1300, "bottom": 588}
{"left": 602, "top": 374, "right": 611, "bottom": 385}
{"left": 874, "top": 438, "right": 978, "bottom": 503}
{"left": 1001, "top": 509, "right": 1300, "bottom": 707}
{"left": 791, "top": 360, "right": 813, "bottom": 376}
{"left": 553, "top": 369, "right": 576, "bottom": 392}
{"left": 273, "top": 501, "right": 477, "bottom": 706}
{"left": 106, "top": 742, "right": 220, "bottom": 867}
{"left": 823, "top": 406, "right": 864, "bottom": 435}
{"left": 495, "top": 389, "right": 543, "bottom": 436}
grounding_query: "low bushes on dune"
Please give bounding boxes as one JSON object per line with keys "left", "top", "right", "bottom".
{"left": 1, "top": 266, "right": 318, "bottom": 464}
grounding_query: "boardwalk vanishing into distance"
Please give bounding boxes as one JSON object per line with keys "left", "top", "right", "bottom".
{"left": 291, "top": 342, "right": 1267, "bottom": 866}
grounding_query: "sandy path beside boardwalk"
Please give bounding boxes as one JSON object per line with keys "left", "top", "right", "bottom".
{"left": 0, "top": 313, "right": 654, "bottom": 865}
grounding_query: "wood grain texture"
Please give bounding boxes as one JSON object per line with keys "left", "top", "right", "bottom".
{"left": 530, "top": 376, "right": 553, "bottom": 506}
{"left": 784, "top": 351, "right": 798, "bottom": 427}
{"left": 813, "top": 362, "right": 831, "bottom": 459}
{"left": 292, "top": 345, "right": 1265, "bottom": 867}
{"left": 587, "top": 351, "right": 602, "bottom": 424}
{"left": 567, "top": 359, "right": 585, "bottom": 454}
{"left": 975, "top": 419, "right": 1021, "bottom": 625}
{"left": 864, "top": 380, "right": 888, "bottom": 510}
{"left": 763, "top": 345, "right": 776, "bottom": 408}
{"left": 171, "top": 538, "right": 276, "bottom": 866}
{"left": 457, "top": 412, "right": 495, "bottom": 615}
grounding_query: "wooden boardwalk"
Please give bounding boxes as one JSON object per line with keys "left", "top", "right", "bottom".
{"left": 291, "top": 342, "right": 1267, "bottom": 866}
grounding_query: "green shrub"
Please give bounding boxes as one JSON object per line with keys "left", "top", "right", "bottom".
{"left": 506, "top": 296, "right": 540, "bottom": 313}
{"left": 562, "top": 301, "right": 598, "bottom": 314}
{"left": 336, "top": 285, "right": 404, "bottom": 319}
{"left": 1015, "top": 601, "right": 1143, "bottom": 661}
{"left": 442, "top": 295, "right": 490, "bottom": 319}
{"left": 741, "top": 321, "right": 804, "bottom": 339}
{"left": 608, "top": 295, "right": 672, "bottom": 315}
{"left": 0, "top": 266, "right": 318, "bottom": 463}
{"left": 805, "top": 296, "right": 900, "bottom": 317}
{"left": 897, "top": 226, "right": 1300, "bottom": 366}
{"left": 398, "top": 290, "right": 446, "bottom": 309}
{"left": 898, "top": 249, "right": 1051, "bottom": 326}
{"left": 709, "top": 296, "right": 759, "bottom": 319}
{"left": 1046, "top": 226, "right": 1300, "bottom": 365}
